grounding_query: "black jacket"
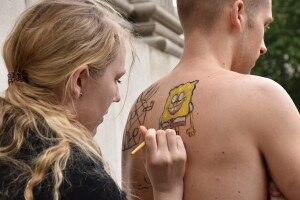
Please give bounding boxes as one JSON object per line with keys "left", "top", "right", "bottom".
{"left": 0, "top": 117, "right": 127, "bottom": 200}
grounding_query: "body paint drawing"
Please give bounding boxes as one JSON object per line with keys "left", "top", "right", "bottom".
{"left": 160, "top": 80, "right": 199, "bottom": 137}
{"left": 122, "top": 84, "right": 159, "bottom": 151}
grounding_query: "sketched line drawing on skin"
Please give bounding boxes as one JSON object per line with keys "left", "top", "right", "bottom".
{"left": 122, "top": 84, "right": 159, "bottom": 151}
{"left": 160, "top": 80, "right": 199, "bottom": 136}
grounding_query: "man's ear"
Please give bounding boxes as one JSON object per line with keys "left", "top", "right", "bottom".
{"left": 71, "top": 65, "right": 89, "bottom": 99}
{"left": 230, "top": 0, "right": 245, "bottom": 32}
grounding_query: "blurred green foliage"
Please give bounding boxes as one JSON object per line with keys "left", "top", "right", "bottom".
{"left": 253, "top": 0, "right": 300, "bottom": 111}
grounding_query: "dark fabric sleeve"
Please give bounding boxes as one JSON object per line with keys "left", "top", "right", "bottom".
{"left": 59, "top": 168, "right": 127, "bottom": 200}
{"left": 0, "top": 116, "right": 126, "bottom": 200}
{"left": 34, "top": 148, "right": 127, "bottom": 200}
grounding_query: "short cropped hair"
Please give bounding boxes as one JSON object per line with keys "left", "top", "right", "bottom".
{"left": 177, "top": 0, "right": 269, "bottom": 33}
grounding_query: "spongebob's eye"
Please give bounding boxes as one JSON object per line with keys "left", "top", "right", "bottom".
{"left": 171, "top": 94, "right": 178, "bottom": 104}
{"left": 178, "top": 92, "right": 185, "bottom": 101}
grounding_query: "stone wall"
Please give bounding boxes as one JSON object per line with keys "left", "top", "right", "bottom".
{"left": 0, "top": 0, "right": 179, "bottom": 185}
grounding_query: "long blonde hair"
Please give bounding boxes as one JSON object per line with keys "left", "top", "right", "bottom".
{"left": 0, "top": 0, "right": 131, "bottom": 199}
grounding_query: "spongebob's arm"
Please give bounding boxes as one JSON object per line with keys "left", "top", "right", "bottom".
{"left": 186, "top": 102, "right": 196, "bottom": 137}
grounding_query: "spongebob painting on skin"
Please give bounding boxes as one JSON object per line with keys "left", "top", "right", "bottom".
{"left": 160, "top": 80, "right": 199, "bottom": 137}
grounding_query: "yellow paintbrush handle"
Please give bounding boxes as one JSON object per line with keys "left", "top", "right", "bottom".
{"left": 131, "top": 141, "right": 146, "bottom": 155}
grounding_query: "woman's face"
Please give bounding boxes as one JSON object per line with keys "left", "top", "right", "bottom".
{"left": 76, "top": 46, "right": 126, "bottom": 135}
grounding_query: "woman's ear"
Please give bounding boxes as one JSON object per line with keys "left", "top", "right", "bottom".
{"left": 71, "top": 65, "right": 89, "bottom": 99}
{"left": 230, "top": 0, "right": 245, "bottom": 32}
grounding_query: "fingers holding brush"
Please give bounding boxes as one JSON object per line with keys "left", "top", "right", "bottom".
{"left": 134, "top": 126, "right": 186, "bottom": 200}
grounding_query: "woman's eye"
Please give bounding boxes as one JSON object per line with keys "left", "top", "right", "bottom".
{"left": 116, "top": 79, "right": 122, "bottom": 84}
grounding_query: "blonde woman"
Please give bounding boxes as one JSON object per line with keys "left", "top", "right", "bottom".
{"left": 0, "top": 0, "right": 186, "bottom": 200}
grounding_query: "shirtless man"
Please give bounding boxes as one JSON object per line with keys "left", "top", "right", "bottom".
{"left": 122, "top": 0, "right": 300, "bottom": 199}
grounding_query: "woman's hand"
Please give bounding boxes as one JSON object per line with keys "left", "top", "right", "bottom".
{"left": 140, "top": 126, "right": 186, "bottom": 200}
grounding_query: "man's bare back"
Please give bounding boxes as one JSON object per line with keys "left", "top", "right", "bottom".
{"left": 123, "top": 66, "right": 280, "bottom": 199}
{"left": 122, "top": 0, "right": 300, "bottom": 199}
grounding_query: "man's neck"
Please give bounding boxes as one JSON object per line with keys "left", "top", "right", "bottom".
{"left": 179, "top": 31, "right": 235, "bottom": 71}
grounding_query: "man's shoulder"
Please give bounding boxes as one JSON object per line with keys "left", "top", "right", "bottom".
{"left": 133, "top": 72, "right": 294, "bottom": 117}
{"left": 240, "top": 75, "right": 288, "bottom": 101}
{"left": 223, "top": 73, "right": 288, "bottom": 102}
{"left": 227, "top": 74, "right": 298, "bottom": 129}
{"left": 203, "top": 72, "right": 296, "bottom": 120}
{"left": 135, "top": 73, "right": 289, "bottom": 107}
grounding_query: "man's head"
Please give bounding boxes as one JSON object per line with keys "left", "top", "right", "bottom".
{"left": 177, "top": 0, "right": 273, "bottom": 74}
{"left": 177, "top": 0, "right": 270, "bottom": 34}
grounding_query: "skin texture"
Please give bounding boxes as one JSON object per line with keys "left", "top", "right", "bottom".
{"left": 122, "top": 0, "right": 300, "bottom": 199}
